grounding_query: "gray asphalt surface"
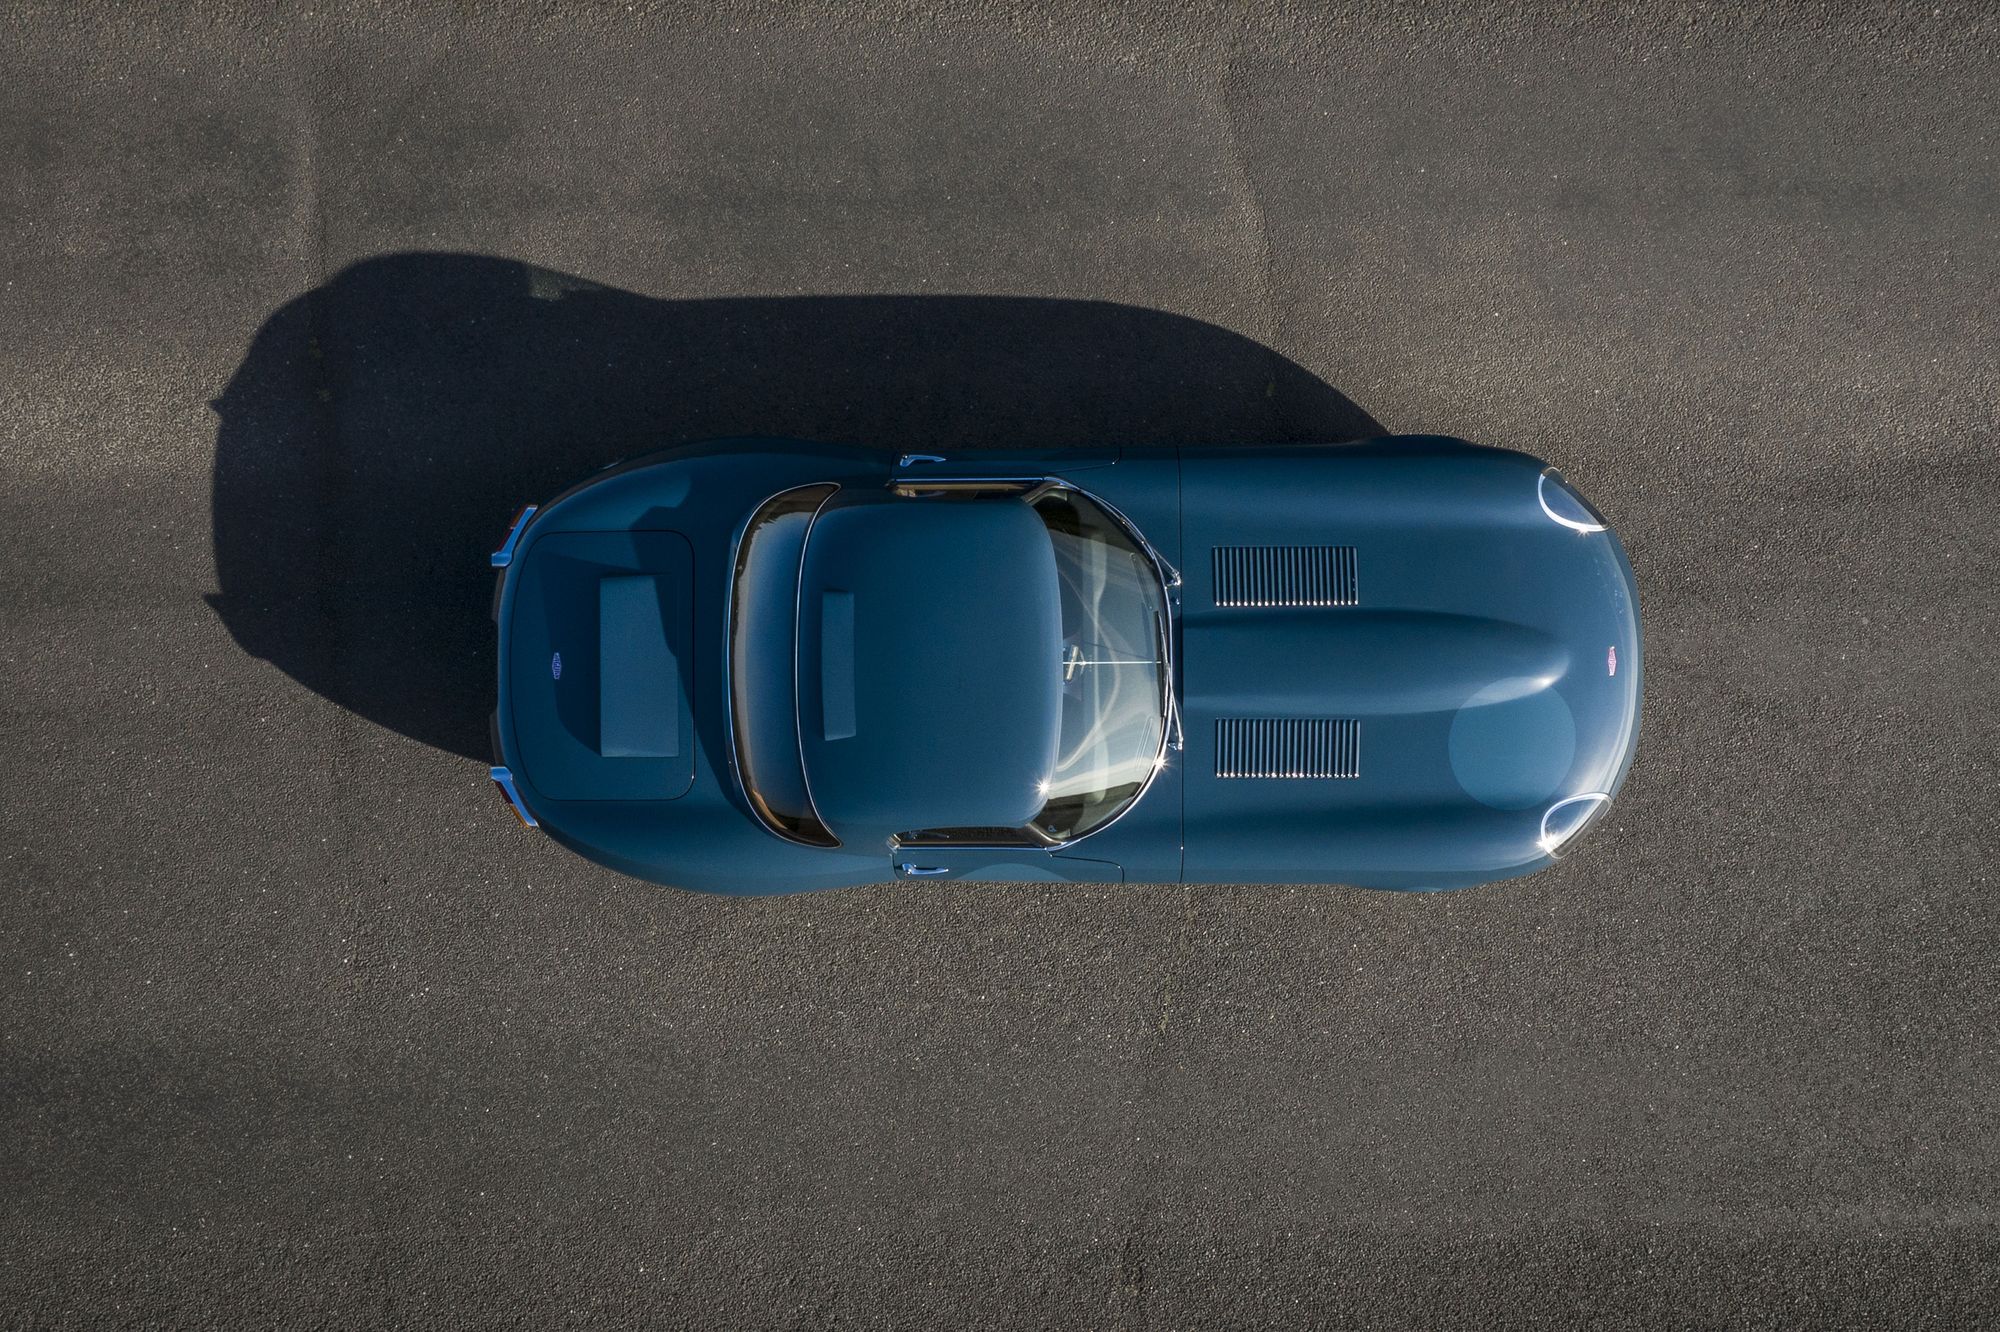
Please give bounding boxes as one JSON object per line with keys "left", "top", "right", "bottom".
{"left": 4, "top": 3, "right": 1997, "bottom": 1327}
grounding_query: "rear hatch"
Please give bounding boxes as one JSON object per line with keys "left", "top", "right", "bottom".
{"left": 505, "top": 530, "right": 696, "bottom": 801}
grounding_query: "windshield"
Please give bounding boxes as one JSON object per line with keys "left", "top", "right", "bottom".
{"left": 1026, "top": 487, "right": 1171, "bottom": 842}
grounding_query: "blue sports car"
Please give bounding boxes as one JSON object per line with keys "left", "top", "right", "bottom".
{"left": 489, "top": 437, "right": 1640, "bottom": 894}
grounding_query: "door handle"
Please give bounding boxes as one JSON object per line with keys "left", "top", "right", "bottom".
{"left": 898, "top": 863, "right": 951, "bottom": 878}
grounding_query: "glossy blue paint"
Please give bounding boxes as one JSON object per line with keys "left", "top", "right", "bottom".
{"left": 506, "top": 531, "right": 694, "bottom": 801}
{"left": 491, "top": 436, "right": 1642, "bottom": 894}
{"left": 1177, "top": 440, "right": 1640, "bottom": 890}
{"left": 797, "top": 494, "right": 1063, "bottom": 845}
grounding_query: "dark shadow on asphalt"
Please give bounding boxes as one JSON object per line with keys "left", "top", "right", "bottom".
{"left": 209, "top": 253, "right": 1382, "bottom": 760}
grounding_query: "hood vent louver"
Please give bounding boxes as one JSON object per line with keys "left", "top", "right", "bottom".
{"left": 1215, "top": 718, "right": 1360, "bottom": 779}
{"left": 1212, "top": 545, "right": 1357, "bottom": 607}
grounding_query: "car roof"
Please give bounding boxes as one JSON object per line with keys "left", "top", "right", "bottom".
{"left": 794, "top": 494, "right": 1062, "bottom": 845}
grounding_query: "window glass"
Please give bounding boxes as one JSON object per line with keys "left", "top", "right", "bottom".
{"left": 1029, "top": 488, "right": 1169, "bottom": 842}
{"left": 730, "top": 484, "right": 839, "bottom": 846}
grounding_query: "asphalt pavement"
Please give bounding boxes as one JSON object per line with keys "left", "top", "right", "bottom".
{"left": 3, "top": 3, "right": 1996, "bottom": 1327}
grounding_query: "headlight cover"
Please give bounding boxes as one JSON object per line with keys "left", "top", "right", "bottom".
{"left": 1539, "top": 791, "right": 1611, "bottom": 856}
{"left": 1537, "top": 467, "right": 1609, "bottom": 533}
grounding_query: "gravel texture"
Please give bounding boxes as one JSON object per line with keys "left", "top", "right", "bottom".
{"left": 2, "top": 3, "right": 1996, "bottom": 1327}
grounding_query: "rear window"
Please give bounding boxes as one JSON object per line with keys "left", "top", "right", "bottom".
{"left": 728, "top": 484, "right": 839, "bottom": 847}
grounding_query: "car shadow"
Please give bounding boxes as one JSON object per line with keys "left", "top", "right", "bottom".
{"left": 208, "top": 253, "right": 1383, "bottom": 761}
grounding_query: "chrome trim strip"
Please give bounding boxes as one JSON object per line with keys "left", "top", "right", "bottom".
{"left": 489, "top": 505, "right": 539, "bottom": 569}
{"left": 1083, "top": 486, "right": 1183, "bottom": 591}
{"left": 488, "top": 766, "right": 538, "bottom": 827}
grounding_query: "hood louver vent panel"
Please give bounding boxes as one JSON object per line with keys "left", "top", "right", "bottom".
{"left": 1215, "top": 718, "right": 1360, "bottom": 779}
{"left": 1212, "top": 545, "right": 1357, "bottom": 607}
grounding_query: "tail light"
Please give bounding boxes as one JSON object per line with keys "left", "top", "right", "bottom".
{"left": 491, "top": 505, "right": 539, "bottom": 569}
{"left": 489, "top": 766, "right": 537, "bottom": 827}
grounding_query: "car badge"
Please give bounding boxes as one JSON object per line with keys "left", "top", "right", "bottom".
{"left": 551, "top": 651, "right": 563, "bottom": 680}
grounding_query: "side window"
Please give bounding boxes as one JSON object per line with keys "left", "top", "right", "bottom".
{"left": 895, "top": 826, "right": 1049, "bottom": 848}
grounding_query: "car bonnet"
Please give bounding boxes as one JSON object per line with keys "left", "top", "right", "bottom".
{"left": 1176, "top": 441, "right": 1642, "bottom": 887}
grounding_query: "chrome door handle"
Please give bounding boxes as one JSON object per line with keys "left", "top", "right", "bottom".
{"left": 898, "top": 864, "right": 951, "bottom": 877}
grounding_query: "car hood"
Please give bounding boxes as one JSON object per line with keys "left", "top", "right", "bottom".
{"left": 1176, "top": 442, "right": 1641, "bottom": 888}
